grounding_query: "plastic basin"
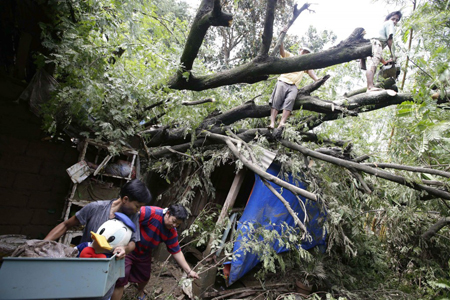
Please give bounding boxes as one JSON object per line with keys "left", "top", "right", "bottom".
{"left": 0, "top": 256, "right": 124, "bottom": 299}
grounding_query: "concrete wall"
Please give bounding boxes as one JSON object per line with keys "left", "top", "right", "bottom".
{"left": 0, "top": 75, "right": 78, "bottom": 239}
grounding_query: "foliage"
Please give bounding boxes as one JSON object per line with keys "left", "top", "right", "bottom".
{"left": 36, "top": 0, "right": 450, "bottom": 298}
{"left": 234, "top": 221, "right": 313, "bottom": 273}
{"left": 181, "top": 202, "right": 222, "bottom": 248}
{"left": 428, "top": 260, "right": 450, "bottom": 299}
{"left": 39, "top": 0, "right": 209, "bottom": 150}
{"left": 200, "top": 0, "right": 296, "bottom": 68}
{"left": 299, "top": 25, "right": 337, "bottom": 53}
{"left": 394, "top": 0, "right": 450, "bottom": 163}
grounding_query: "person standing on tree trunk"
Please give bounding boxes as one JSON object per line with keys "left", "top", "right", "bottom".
{"left": 366, "top": 11, "right": 402, "bottom": 92}
{"left": 269, "top": 29, "right": 319, "bottom": 129}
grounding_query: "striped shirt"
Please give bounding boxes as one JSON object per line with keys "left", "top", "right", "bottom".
{"left": 133, "top": 206, "right": 181, "bottom": 257}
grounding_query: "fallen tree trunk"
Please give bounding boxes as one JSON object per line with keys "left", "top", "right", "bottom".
{"left": 421, "top": 217, "right": 450, "bottom": 240}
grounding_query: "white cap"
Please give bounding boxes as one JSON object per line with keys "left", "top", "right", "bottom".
{"left": 301, "top": 47, "right": 313, "bottom": 53}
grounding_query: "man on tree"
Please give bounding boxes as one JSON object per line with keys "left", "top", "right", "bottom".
{"left": 365, "top": 11, "right": 402, "bottom": 92}
{"left": 268, "top": 38, "right": 319, "bottom": 129}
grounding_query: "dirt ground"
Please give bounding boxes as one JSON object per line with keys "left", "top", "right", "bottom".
{"left": 122, "top": 260, "right": 188, "bottom": 300}
{"left": 121, "top": 260, "right": 311, "bottom": 300}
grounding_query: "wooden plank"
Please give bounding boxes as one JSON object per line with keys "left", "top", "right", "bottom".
{"left": 203, "top": 168, "right": 246, "bottom": 256}
{"left": 216, "top": 168, "right": 246, "bottom": 225}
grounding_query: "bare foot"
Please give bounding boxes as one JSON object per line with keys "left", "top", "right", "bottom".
{"left": 367, "top": 87, "right": 383, "bottom": 92}
{"left": 267, "top": 124, "right": 274, "bottom": 130}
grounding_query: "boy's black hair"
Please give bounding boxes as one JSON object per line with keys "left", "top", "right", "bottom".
{"left": 167, "top": 204, "right": 188, "bottom": 221}
{"left": 120, "top": 179, "right": 152, "bottom": 205}
{"left": 385, "top": 11, "right": 402, "bottom": 21}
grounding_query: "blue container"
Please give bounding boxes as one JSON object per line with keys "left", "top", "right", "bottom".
{"left": 0, "top": 256, "right": 124, "bottom": 299}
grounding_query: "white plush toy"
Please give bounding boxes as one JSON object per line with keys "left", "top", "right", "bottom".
{"left": 77, "top": 212, "right": 136, "bottom": 258}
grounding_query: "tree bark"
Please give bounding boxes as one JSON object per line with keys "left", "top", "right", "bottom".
{"left": 140, "top": 1, "right": 450, "bottom": 216}
{"left": 280, "top": 139, "right": 450, "bottom": 200}
{"left": 169, "top": 28, "right": 371, "bottom": 91}
{"left": 421, "top": 217, "right": 450, "bottom": 240}
{"left": 178, "top": 0, "right": 233, "bottom": 72}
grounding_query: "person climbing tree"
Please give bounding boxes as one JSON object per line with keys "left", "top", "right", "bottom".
{"left": 365, "top": 11, "right": 402, "bottom": 92}
{"left": 268, "top": 26, "right": 319, "bottom": 129}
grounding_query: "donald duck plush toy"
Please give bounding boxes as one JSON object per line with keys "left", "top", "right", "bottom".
{"left": 76, "top": 212, "right": 136, "bottom": 258}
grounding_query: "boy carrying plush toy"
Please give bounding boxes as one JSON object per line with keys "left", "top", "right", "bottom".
{"left": 76, "top": 212, "right": 136, "bottom": 258}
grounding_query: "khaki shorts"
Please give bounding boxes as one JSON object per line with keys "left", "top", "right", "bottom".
{"left": 366, "top": 39, "right": 384, "bottom": 71}
{"left": 269, "top": 80, "right": 298, "bottom": 111}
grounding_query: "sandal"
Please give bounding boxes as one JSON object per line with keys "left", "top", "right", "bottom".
{"left": 137, "top": 294, "right": 147, "bottom": 300}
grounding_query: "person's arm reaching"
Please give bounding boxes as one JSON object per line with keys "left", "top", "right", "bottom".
{"left": 307, "top": 69, "right": 319, "bottom": 81}
{"left": 279, "top": 42, "right": 286, "bottom": 58}
{"left": 279, "top": 25, "right": 289, "bottom": 58}
{"left": 172, "top": 251, "right": 199, "bottom": 279}
{"left": 44, "top": 215, "right": 81, "bottom": 241}
{"left": 379, "top": 37, "right": 395, "bottom": 66}
{"left": 387, "top": 35, "right": 395, "bottom": 62}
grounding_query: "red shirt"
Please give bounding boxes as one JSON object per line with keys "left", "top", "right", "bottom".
{"left": 133, "top": 206, "right": 181, "bottom": 257}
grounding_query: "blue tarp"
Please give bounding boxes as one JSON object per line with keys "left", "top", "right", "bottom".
{"left": 228, "top": 163, "right": 327, "bottom": 285}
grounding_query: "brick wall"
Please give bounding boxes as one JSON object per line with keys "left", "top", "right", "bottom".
{"left": 0, "top": 75, "right": 78, "bottom": 239}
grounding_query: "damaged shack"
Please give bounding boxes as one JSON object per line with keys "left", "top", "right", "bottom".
{"left": 0, "top": 1, "right": 328, "bottom": 299}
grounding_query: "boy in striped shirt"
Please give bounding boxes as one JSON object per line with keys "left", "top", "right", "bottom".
{"left": 112, "top": 204, "right": 199, "bottom": 300}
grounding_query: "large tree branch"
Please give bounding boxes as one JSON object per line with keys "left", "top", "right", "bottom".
{"left": 146, "top": 129, "right": 450, "bottom": 201}
{"left": 205, "top": 131, "right": 318, "bottom": 201}
{"left": 336, "top": 91, "right": 411, "bottom": 112}
{"left": 270, "top": 3, "right": 313, "bottom": 57}
{"left": 144, "top": 125, "right": 450, "bottom": 201}
{"left": 169, "top": 28, "right": 371, "bottom": 91}
{"left": 257, "top": 0, "right": 276, "bottom": 58}
{"left": 179, "top": 0, "right": 233, "bottom": 72}
{"left": 302, "top": 91, "right": 414, "bottom": 131}
{"left": 145, "top": 126, "right": 348, "bottom": 158}
{"left": 147, "top": 127, "right": 274, "bottom": 158}
{"left": 421, "top": 217, "right": 450, "bottom": 240}
{"left": 362, "top": 163, "right": 450, "bottom": 178}
{"left": 141, "top": 87, "right": 414, "bottom": 149}
{"left": 182, "top": 98, "right": 215, "bottom": 106}
{"left": 199, "top": 87, "right": 413, "bottom": 131}
{"left": 280, "top": 139, "right": 450, "bottom": 200}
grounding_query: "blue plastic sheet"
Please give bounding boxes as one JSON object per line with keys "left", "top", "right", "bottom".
{"left": 228, "top": 163, "right": 327, "bottom": 285}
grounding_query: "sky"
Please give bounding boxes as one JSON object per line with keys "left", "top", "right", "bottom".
{"left": 187, "top": 0, "right": 410, "bottom": 42}
{"left": 290, "top": 0, "right": 405, "bottom": 41}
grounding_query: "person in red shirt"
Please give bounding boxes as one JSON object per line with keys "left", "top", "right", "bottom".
{"left": 112, "top": 204, "right": 199, "bottom": 300}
